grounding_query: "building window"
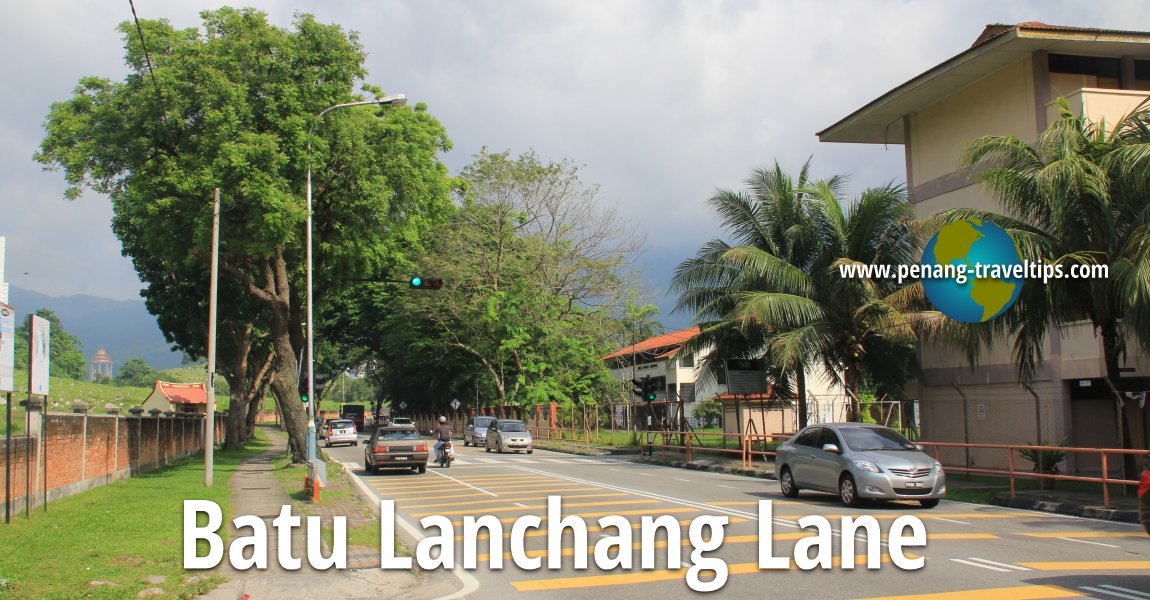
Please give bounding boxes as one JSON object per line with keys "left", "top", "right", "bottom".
{"left": 1134, "top": 60, "right": 1150, "bottom": 91}
{"left": 680, "top": 353, "right": 694, "bottom": 368}
{"left": 1048, "top": 54, "right": 1121, "bottom": 91}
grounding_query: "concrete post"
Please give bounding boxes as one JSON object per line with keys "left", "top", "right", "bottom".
{"left": 103, "top": 404, "right": 120, "bottom": 415}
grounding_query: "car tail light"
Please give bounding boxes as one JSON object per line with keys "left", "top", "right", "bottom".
{"left": 375, "top": 445, "right": 389, "bottom": 452}
{"left": 415, "top": 445, "right": 427, "bottom": 452}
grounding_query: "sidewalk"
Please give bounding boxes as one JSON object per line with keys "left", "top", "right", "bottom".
{"left": 200, "top": 429, "right": 432, "bottom": 600}
{"left": 557, "top": 444, "right": 1144, "bottom": 524}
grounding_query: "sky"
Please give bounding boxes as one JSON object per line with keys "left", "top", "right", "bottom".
{"left": 2, "top": 0, "right": 1148, "bottom": 330}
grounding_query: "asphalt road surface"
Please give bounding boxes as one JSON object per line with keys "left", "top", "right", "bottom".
{"left": 323, "top": 434, "right": 1150, "bottom": 599}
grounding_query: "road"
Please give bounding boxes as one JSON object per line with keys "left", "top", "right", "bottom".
{"left": 323, "top": 435, "right": 1150, "bottom": 599}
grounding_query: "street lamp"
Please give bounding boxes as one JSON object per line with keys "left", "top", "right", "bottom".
{"left": 304, "top": 94, "right": 407, "bottom": 463}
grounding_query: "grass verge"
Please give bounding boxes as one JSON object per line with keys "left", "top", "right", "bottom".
{"left": 0, "top": 430, "right": 269, "bottom": 599}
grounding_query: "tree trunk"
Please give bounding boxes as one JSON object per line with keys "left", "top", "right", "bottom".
{"left": 796, "top": 367, "right": 808, "bottom": 429}
{"left": 1100, "top": 322, "right": 1136, "bottom": 480}
{"left": 845, "top": 363, "right": 861, "bottom": 422}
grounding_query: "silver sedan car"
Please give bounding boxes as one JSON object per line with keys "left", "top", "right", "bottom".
{"left": 775, "top": 423, "right": 945, "bottom": 508}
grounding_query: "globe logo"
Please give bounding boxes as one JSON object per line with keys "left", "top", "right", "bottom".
{"left": 921, "top": 219, "right": 1023, "bottom": 323}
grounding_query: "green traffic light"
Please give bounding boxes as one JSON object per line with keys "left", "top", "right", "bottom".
{"left": 301, "top": 395, "right": 308, "bottom": 403}
{"left": 646, "top": 393, "right": 656, "bottom": 401}
{"left": 410, "top": 277, "right": 422, "bottom": 287}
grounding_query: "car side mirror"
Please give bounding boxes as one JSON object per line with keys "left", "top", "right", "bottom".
{"left": 822, "top": 443, "right": 841, "bottom": 454}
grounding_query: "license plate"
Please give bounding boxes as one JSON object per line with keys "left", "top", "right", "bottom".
{"left": 905, "top": 481, "right": 924, "bottom": 488}
{"left": 393, "top": 456, "right": 408, "bottom": 461}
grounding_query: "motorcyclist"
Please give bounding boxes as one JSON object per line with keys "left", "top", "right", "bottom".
{"left": 434, "top": 416, "right": 453, "bottom": 463}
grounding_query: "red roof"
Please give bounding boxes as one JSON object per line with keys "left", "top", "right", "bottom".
{"left": 150, "top": 381, "right": 208, "bottom": 405}
{"left": 972, "top": 22, "right": 1131, "bottom": 48}
{"left": 714, "top": 385, "right": 777, "bottom": 401}
{"left": 602, "top": 327, "right": 700, "bottom": 361}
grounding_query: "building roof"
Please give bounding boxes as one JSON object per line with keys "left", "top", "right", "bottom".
{"left": 602, "top": 327, "right": 700, "bottom": 361}
{"left": 145, "top": 381, "right": 208, "bottom": 405}
{"left": 818, "top": 22, "right": 1150, "bottom": 144}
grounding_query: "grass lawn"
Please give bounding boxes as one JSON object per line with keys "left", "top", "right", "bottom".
{"left": 0, "top": 431, "right": 270, "bottom": 599}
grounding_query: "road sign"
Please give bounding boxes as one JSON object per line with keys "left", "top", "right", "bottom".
{"left": 399, "top": 401, "right": 408, "bottom": 410}
{"left": 450, "top": 398, "right": 461, "bottom": 410}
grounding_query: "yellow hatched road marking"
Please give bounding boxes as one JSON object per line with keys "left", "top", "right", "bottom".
{"left": 384, "top": 482, "right": 593, "bottom": 496}
{"left": 442, "top": 508, "right": 699, "bottom": 527}
{"left": 370, "top": 477, "right": 547, "bottom": 488}
{"left": 448, "top": 473, "right": 558, "bottom": 480}
{"left": 860, "top": 585, "right": 1083, "bottom": 600}
{"left": 1017, "top": 561, "right": 1150, "bottom": 570}
{"left": 1019, "top": 532, "right": 1148, "bottom": 539}
{"left": 411, "top": 499, "right": 656, "bottom": 517}
{"left": 453, "top": 482, "right": 603, "bottom": 492}
{"left": 454, "top": 518, "right": 749, "bottom": 541}
{"left": 400, "top": 492, "right": 627, "bottom": 509}
{"left": 709, "top": 501, "right": 802, "bottom": 506}
{"left": 776, "top": 513, "right": 1056, "bottom": 520}
{"left": 510, "top": 555, "right": 895, "bottom": 591}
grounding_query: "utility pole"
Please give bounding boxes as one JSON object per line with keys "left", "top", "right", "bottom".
{"left": 204, "top": 188, "right": 220, "bottom": 487}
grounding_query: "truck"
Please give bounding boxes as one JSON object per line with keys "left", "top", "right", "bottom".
{"left": 339, "top": 404, "right": 366, "bottom": 430}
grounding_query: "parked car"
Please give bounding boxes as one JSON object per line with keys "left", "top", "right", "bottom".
{"left": 775, "top": 423, "right": 946, "bottom": 508}
{"left": 365, "top": 426, "right": 429, "bottom": 474}
{"left": 485, "top": 419, "right": 534, "bottom": 454}
{"left": 324, "top": 419, "right": 358, "bottom": 448}
{"left": 1139, "top": 452, "right": 1149, "bottom": 535}
{"left": 465, "top": 416, "right": 497, "bottom": 447}
{"left": 391, "top": 417, "right": 413, "bottom": 426}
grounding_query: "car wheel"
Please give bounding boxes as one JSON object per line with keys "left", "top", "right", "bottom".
{"left": 779, "top": 467, "right": 799, "bottom": 498}
{"left": 498, "top": 442, "right": 505, "bottom": 454}
{"left": 839, "top": 474, "right": 860, "bottom": 507}
{"left": 527, "top": 450, "right": 533, "bottom": 455}
{"left": 919, "top": 499, "right": 940, "bottom": 509}
{"left": 354, "top": 441, "right": 358, "bottom": 446}
{"left": 464, "top": 439, "right": 470, "bottom": 447}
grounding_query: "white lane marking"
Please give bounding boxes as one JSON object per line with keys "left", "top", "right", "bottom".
{"left": 675, "top": 478, "right": 691, "bottom": 482}
{"left": 1099, "top": 585, "right": 1150, "bottom": 599}
{"left": 514, "top": 503, "right": 530, "bottom": 508}
{"left": 719, "top": 485, "right": 733, "bottom": 489}
{"left": 933, "top": 517, "right": 971, "bottom": 525}
{"left": 966, "top": 557, "right": 1030, "bottom": 571}
{"left": 637, "top": 472, "right": 652, "bottom": 476}
{"left": 1082, "top": 586, "right": 1150, "bottom": 600}
{"left": 608, "top": 468, "right": 621, "bottom": 472}
{"left": 429, "top": 469, "right": 499, "bottom": 497}
{"left": 950, "top": 558, "right": 1011, "bottom": 572}
{"left": 1057, "top": 536, "right": 1119, "bottom": 548}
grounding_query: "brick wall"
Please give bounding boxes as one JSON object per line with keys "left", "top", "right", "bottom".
{"left": 1, "top": 412, "right": 225, "bottom": 516}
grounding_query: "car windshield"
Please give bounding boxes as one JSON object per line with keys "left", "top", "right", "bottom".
{"left": 379, "top": 430, "right": 421, "bottom": 441}
{"left": 499, "top": 422, "right": 528, "bottom": 432}
{"left": 840, "top": 427, "right": 916, "bottom": 451}
{"left": 475, "top": 418, "right": 495, "bottom": 428}
{"left": 329, "top": 420, "right": 354, "bottom": 430}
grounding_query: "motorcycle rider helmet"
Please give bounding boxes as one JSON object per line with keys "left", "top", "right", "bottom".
{"left": 439, "top": 416, "right": 447, "bottom": 423}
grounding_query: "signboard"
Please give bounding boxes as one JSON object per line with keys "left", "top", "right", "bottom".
{"left": 29, "top": 314, "right": 50, "bottom": 396}
{"left": 0, "top": 304, "right": 14, "bottom": 393}
{"left": 975, "top": 403, "right": 986, "bottom": 421}
{"left": 450, "top": 398, "right": 461, "bottom": 410}
{"left": 398, "top": 401, "right": 408, "bottom": 410}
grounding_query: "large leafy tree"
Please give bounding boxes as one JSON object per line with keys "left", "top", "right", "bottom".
{"left": 937, "top": 100, "right": 1150, "bottom": 470}
{"left": 14, "top": 308, "right": 86, "bottom": 380}
{"left": 673, "top": 161, "right": 921, "bottom": 424}
{"left": 35, "top": 8, "right": 455, "bottom": 460}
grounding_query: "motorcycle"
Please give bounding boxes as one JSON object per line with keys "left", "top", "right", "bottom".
{"left": 435, "top": 440, "right": 455, "bottom": 468}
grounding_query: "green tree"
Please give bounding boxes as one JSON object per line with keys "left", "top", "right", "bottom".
{"left": 937, "top": 100, "right": 1150, "bottom": 471}
{"left": 115, "top": 358, "right": 158, "bottom": 387}
{"left": 14, "top": 308, "right": 86, "bottom": 379}
{"left": 694, "top": 399, "right": 723, "bottom": 428}
{"left": 35, "top": 8, "right": 455, "bottom": 460}
{"left": 672, "top": 161, "right": 921, "bottom": 423}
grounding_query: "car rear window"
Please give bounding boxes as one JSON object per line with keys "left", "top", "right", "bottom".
{"left": 498, "top": 421, "right": 528, "bottom": 432}
{"left": 329, "top": 420, "right": 354, "bottom": 429}
{"left": 379, "top": 430, "right": 421, "bottom": 441}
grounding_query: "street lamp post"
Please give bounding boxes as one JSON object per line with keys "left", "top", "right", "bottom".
{"left": 304, "top": 94, "right": 406, "bottom": 465}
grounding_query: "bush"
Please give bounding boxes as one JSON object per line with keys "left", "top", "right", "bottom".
{"left": 695, "top": 399, "right": 722, "bottom": 428}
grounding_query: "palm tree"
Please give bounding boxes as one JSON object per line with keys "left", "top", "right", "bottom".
{"left": 937, "top": 99, "right": 1150, "bottom": 474}
{"left": 672, "top": 160, "right": 921, "bottom": 425}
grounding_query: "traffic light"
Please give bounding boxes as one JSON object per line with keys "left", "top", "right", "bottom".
{"left": 409, "top": 276, "right": 443, "bottom": 290}
{"left": 643, "top": 377, "right": 658, "bottom": 402}
{"left": 298, "top": 374, "right": 308, "bottom": 403}
{"left": 314, "top": 372, "right": 328, "bottom": 401}
{"left": 632, "top": 376, "right": 647, "bottom": 401}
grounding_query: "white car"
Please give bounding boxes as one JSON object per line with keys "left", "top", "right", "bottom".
{"left": 324, "top": 419, "right": 358, "bottom": 447}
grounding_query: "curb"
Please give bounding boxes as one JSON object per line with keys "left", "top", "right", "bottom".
{"left": 989, "top": 494, "right": 1139, "bottom": 523}
{"left": 633, "top": 456, "right": 777, "bottom": 480}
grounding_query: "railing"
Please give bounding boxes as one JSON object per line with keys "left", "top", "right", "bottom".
{"left": 917, "top": 441, "right": 1144, "bottom": 509}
